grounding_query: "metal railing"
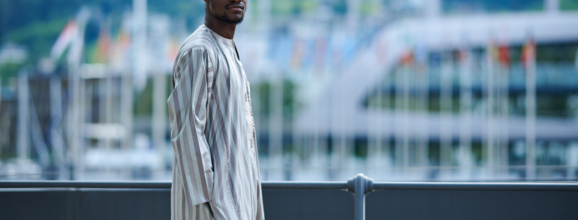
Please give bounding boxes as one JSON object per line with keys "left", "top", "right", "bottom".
{"left": 2, "top": 173, "right": 578, "bottom": 220}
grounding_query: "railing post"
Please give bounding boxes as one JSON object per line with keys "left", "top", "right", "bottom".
{"left": 348, "top": 173, "right": 374, "bottom": 220}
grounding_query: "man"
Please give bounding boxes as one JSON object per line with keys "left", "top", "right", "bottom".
{"left": 167, "top": 0, "right": 264, "bottom": 219}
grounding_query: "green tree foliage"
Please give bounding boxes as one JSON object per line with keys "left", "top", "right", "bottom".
{"left": 6, "top": 18, "right": 69, "bottom": 63}
{"left": 0, "top": 62, "right": 25, "bottom": 86}
{"left": 272, "top": 0, "right": 318, "bottom": 16}
{"left": 561, "top": 0, "right": 578, "bottom": 10}
{"left": 0, "top": 0, "right": 205, "bottom": 64}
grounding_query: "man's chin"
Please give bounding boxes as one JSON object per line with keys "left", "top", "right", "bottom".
{"left": 226, "top": 14, "right": 244, "bottom": 24}
{"left": 232, "top": 18, "right": 243, "bottom": 24}
{"left": 216, "top": 13, "right": 244, "bottom": 25}
{"left": 225, "top": 17, "right": 244, "bottom": 25}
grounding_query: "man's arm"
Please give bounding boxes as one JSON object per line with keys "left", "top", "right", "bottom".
{"left": 167, "top": 47, "right": 214, "bottom": 207}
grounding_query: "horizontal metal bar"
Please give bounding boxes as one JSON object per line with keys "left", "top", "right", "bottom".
{"left": 1, "top": 181, "right": 577, "bottom": 191}
{"left": 373, "top": 182, "right": 578, "bottom": 191}
{"left": 262, "top": 182, "right": 347, "bottom": 190}
{"left": 0, "top": 181, "right": 172, "bottom": 189}
{"left": 0, "top": 181, "right": 348, "bottom": 190}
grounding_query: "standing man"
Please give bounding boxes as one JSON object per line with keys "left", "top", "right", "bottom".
{"left": 167, "top": 0, "right": 264, "bottom": 219}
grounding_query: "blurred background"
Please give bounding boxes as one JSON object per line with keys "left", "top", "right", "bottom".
{"left": 1, "top": 0, "right": 578, "bottom": 182}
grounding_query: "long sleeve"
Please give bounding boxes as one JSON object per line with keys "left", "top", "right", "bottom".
{"left": 167, "top": 47, "right": 214, "bottom": 207}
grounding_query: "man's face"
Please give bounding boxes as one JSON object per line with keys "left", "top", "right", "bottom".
{"left": 207, "top": 0, "right": 247, "bottom": 25}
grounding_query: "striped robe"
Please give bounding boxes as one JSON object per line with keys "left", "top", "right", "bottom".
{"left": 168, "top": 25, "right": 264, "bottom": 220}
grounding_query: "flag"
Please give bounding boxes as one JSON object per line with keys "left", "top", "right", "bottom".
{"left": 400, "top": 50, "right": 414, "bottom": 66}
{"left": 116, "top": 29, "right": 131, "bottom": 56}
{"left": 521, "top": 39, "right": 536, "bottom": 67}
{"left": 289, "top": 39, "right": 306, "bottom": 72}
{"left": 458, "top": 47, "right": 472, "bottom": 80}
{"left": 486, "top": 39, "right": 498, "bottom": 62}
{"left": 498, "top": 44, "right": 510, "bottom": 67}
{"left": 165, "top": 38, "right": 179, "bottom": 71}
{"left": 458, "top": 47, "right": 470, "bottom": 64}
{"left": 51, "top": 20, "right": 78, "bottom": 61}
{"left": 94, "top": 28, "right": 111, "bottom": 63}
{"left": 110, "top": 28, "right": 131, "bottom": 70}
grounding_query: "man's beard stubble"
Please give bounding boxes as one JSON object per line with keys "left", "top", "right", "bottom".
{"left": 215, "top": 12, "right": 244, "bottom": 25}
{"left": 211, "top": 1, "right": 245, "bottom": 25}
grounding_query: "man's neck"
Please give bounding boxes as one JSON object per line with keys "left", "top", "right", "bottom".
{"left": 205, "top": 17, "right": 237, "bottom": 39}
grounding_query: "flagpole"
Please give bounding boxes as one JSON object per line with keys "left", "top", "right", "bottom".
{"left": 126, "top": 0, "right": 147, "bottom": 179}
{"left": 50, "top": 76, "right": 66, "bottom": 179}
{"left": 459, "top": 47, "right": 473, "bottom": 180}
{"left": 292, "top": 79, "right": 300, "bottom": 181}
{"left": 17, "top": 70, "right": 30, "bottom": 164}
{"left": 65, "top": 8, "right": 90, "bottom": 180}
{"left": 440, "top": 51, "right": 453, "bottom": 175}
{"left": 269, "top": 74, "right": 283, "bottom": 180}
{"left": 486, "top": 39, "right": 496, "bottom": 179}
{"left": 418, "top": 56, "right": 429, "bottom": 177}
{"left": 51, "top": 18, "right": 80, "bottom": 177}
{"left": 152, "top": 73, "right": 167, "bottom": 179}
{"left": 67, "top": 63, "right": 79, "bottom": 180}
{"left": 395, "top": 58, "right": 404, "bottom": 170}
{"left": 383, "top": 70, "right": 391, "bottom": 179}
{"left": 375, "top": 73, "right": 383, "bottom": 176}
{"left": 99, "top": 68, "right": 112, "bottom": 176}
{"left": 367, "top": 64, "right": 380, "bottom": 177}
{"left": 525, "top": 41, "right": 537, "bottom": 181}
{"left": 409, "top": 55, "right": 419, "bottom": 178}
{"left": 414, "top": 37, "right": 429, "bottom": 178}
{"left": 496, "top": 40, "right": 510, "bottom": 179}
{"left": 403, "top": 56, "right": 411, "bottom": 171}
{"left": 98, "top": 18, "right": 113, "bottom": 177}
{"left": 500, "top": 57, "right": 510, "bottom": 179}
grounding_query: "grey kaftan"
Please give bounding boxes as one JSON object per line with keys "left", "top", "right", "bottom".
{"left": 168, "top": 25, "right": 264, "bottom": 220}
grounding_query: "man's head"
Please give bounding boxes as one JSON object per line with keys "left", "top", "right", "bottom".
{"left": 205, "top": 0, "right": 247, "bottom": 25}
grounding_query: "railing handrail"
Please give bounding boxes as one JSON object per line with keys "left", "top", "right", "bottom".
{"left": 372, "top": 182, "right": 578, "bottom": 191}
{"left": 0, "top": 181, "right": 347, "bottom": 189}
{"left": 1, "top": 180, "right": 577, "bottom": 191}
{"left": 0, "top": 181, "right": 172, "bottom": 189}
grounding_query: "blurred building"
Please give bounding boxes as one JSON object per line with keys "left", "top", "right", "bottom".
{"left": 294, "top": 0, "right": 578, "bottom": 181}
{"left": 1, "top": 0, "right": 578, "bottom": 182}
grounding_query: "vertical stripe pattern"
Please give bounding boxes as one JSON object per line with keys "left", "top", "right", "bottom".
{"left": 168, "top": 25, "right": 264, "bottom": 220}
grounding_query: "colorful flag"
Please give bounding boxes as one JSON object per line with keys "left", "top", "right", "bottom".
{"left": 521, "top": 39, "right": 536, "bottom": 67}
{"left": 458, "top": 47, "right": 470, "bottom": 64}
{"left": 486, "top": 39, "right": 498, "bottom": 62}
{"left": 289, "top": 39, "right": 306, "bottom": 72}
{"left": 94, "top": 28, "right": 111, "bottom": 63}
{"left": 166, "top": 38, "right": 179, "bottom": 70}
{"left": 498, "top": 44, "right": 510, "bottom": 67}
{"left": 51, "top": 20, "right": 78, "bottom": 61}
{"left": 400, "top": 50, "right": 414, "bottom": 66}
{"left": 110, "top": 28, "right": 131, "bottom": 69}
